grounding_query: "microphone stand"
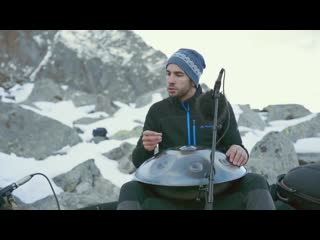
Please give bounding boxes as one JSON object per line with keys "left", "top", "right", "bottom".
{"left": 204, "top": 69, "right": 223, "bottom": 210}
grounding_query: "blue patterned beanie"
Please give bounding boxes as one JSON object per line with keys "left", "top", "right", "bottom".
{"left": 166, "top": 48, "right": 206, "bottom": 87}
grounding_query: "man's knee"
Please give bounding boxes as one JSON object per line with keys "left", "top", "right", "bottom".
{"left": 238, "top": 174, "right": 275, "bottom": 210}
{"left": 117, "top": 200, "right": 142, "bottom": 210}
{"left": 239, "top": 173, "right": 270, "bottom": 191}
{"left": 118, "top": 180, "right": 154, "bottom": 206}
{"left": 119, "top": 180, "right": 147, "bottom": 196}
{"left": 121, "top": 180, "right": 141, "bottom": 190}
{"left": 246, "top": 189, "right": 276, "bottom": 210}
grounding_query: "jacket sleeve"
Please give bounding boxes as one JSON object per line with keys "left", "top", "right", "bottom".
{"left": 217, "top": 100, "right": 249, "bottom": 158}
{"left": 132, "top": 104, "right": 160, "bottom": 168}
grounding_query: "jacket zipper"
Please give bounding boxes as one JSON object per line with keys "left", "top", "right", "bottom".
{"left": 193, "top": 119, "right": 197, "bottom": 145}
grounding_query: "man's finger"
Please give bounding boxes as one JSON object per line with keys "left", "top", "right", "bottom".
{"left": 142, "top": 135, "right": 162, "bottom": 143}
{"left": 143, "top": 130, "right": 162, "bottom": 136}
{"left": 238, "top": 156, "right": 246, "bottom": 166}
{"left": 144, "top": 144, "right": 157, "bottom": 151}
{"left": 226, "top": 148, "right": 236, "bottom": 162}
{"left": 240, "top": 153, "right": 249, "bottom": 166}
{"left": 236, "top": 151, "right": 248, "bottom": 166}
{"left": 144, "top": 143, "right": 156, "bottom": 148}
{"left": 232, "top": 151, "right": 242, "bottom": 165}
{"left": 143, "top": 140, "right": 161, "bottom": 147}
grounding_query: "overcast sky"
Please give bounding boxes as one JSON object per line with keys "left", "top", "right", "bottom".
{"left": 134, "top": 30, "right": 320, "bottom": 113}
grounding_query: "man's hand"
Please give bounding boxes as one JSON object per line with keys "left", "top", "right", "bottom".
{"left": 226, "top": 145, "right": 248, "bottom": 167}
{"left": 142, "top": 130, "right": 162, "bottom": 151}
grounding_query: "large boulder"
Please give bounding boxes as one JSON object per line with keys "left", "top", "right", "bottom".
{"left": 135, "top": 87, "right": 167, "bottom": 108}
{"left": 22, "top": 78, "right": 64, "bottom": 104}
{"left": 247, "top": 131, "right": 300, "bottom": 184}
{"left": 103, "top": 142, "right": 136, "bottom": 174}
{"left": 262, "top": 104, "right": 311, "bottom": 122}
{"left": 237, "top": 104, "right": 267, "bottom": 130}
{"left": 30, "top": 159, "right": 119, "bottom": 210}
{"left": 0, "top": 102, "right": 82, "bottom": 160}
{"left": 281, "top": 113, "right": 320, "bottom": 142}
{"left": 29, "top": 192, "right": 114, "bottom": 210}
{"left": 22, "top": 78, "right": 119, "bottom": 115}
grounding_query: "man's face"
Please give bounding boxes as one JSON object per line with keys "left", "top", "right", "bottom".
{"left": 166, "top": 64, "right": 195, "bottom": 101}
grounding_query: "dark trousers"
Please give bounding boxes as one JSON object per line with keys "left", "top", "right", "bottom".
{"left": 117, "top": 173, "right": 275, "bottom": 210}
{"left": 78, "top": 201, "right": 118, "bottom": 210}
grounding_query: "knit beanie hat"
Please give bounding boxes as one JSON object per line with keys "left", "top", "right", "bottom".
{"left": 166, "top": 48, "right": 206, "bottom": 87}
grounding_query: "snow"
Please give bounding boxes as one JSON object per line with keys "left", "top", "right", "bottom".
{"left": 1, "top": 83, "right": 318, "bottom": 204}
{"left": 59, "top": 30, "right": 103, "bottom": 61}
{"left": 8, "top": 62, "right": 17, "bottom": 71}
{"left": 294, "top": 138, "right": 320, "bottom": 153}
{"left": 231, "top": 104, "right": 243, "bottom": 122}
{"left": 75, "top": 96, "right": 162, "bottom": 142}
{"left": 30, "top": 31, "right": 60, "bottom": 82}
{"left": 0, "top": 87, "right": 162, "bottom": 204}
{"left": 21, "top": 101, "right": 107, "bottom": 128}
{"left": 109, "top": 47, "right": 134, "bottom": 65}
{"left": 0, "top": 140, "right": 133, "bottom": 203}
{"left": 61, "top": 85, "right": 69, "bottom": 91}
{"left": 0, "top": 83, "right": 34, "bottom": 103}
{"left": 142, "top": 48, "right": 158, "bottom": 59}
{"left": 241, "top": 113, "right": 318, "bottom": 153}
{"left": 57, "top": 30, "right": 155, "bottom": 67}
{"left": 1, "top": 30, "right": 320, "bottom": 205}
{"left": 58, "top": 30, "right": 134, "bottom": 64}
{"left": 33, "top": 35, "right": 44, "bottom": 46}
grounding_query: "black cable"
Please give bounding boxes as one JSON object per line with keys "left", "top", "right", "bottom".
{"left": 31, "top": 173, "right": 61, "bottom": 210}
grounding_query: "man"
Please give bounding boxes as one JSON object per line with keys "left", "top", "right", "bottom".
{"left": 117, "top": 48, "right": 275, "bottom": 210}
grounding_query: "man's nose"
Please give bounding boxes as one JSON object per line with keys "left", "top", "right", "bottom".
{"left": 167, "top": 75, "right": 175, "bottom": 84}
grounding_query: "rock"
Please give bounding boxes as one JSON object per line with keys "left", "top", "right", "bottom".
{"left": 135, "top": 87, "right": 167, "bottom": 108}
{"left": 33, "top": 30, "right": 167, "bottom": 105}
{"left": 73, "top": 116, "right": 106, "bottom": 125}
{"left": 200, "top": 83, "right": 209, "bottom": 92}
{"left": 281, "top": 114, "right": 320, "bottom": 142}
{"left": 103, "top": 142, "right": 136, "bottom": 174}
{"left": 297, "top": 152, "right": 320, "bottom": 165}
{"left": 0, "top": 30, "right": 58, "bottom": 81}
{"left": 238, "top": 104, "right": 266, "bottom": 130}
{"left": 28, "top": 159, "right": 120, "bottom": 210}
{"left": 29, "top": 190, "right": 118, "bottom": 210}
{"left": 0, "top": 102, "right": 82, "bottom": 160}
{"left": 91, "top": 136, "right": 108, "bottom": 144}
{"left": 247, "top": 131, "right": 300, "bottom": 184}
{"left": 111, "top": 126, "right": 143, "bottom": 140}
{"left": 22, "top": 78, "right": 64, "bottom": 104}
{"left": 262, "top": 104, "right": 311, "bottom": 122}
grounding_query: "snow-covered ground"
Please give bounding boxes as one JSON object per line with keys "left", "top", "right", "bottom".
{"left": 0, "top": 84, "right": 319, "bottom": 204}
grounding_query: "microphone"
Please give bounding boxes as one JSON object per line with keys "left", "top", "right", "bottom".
{"left": 0, "top": 175, "right": 34, "bottom": 197}
{"left": 196, "top": 90, "right": 216, "bottom": 121}
{"left": 213, "top": 68, "right": 225, "bottom": 93}
{"left": 196, "top": 69, "right": 228, "bottom": 122}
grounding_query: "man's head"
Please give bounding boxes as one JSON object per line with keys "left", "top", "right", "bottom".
{"left": 166, "top": 48, "right": 206, "bottom": 101}
{"left": 166, "top": 48, "right": 206, "bottom": 88}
